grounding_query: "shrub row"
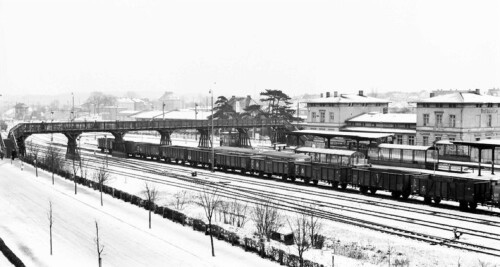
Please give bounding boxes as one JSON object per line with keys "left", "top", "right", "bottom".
{"left": 24, "top": 160, "right": 326, "bottom": 267}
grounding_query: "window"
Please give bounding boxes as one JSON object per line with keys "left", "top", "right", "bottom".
{"left": 435, "top": 136, "right": 442, "bottom": 142}
{"left": 449, "top": 104, "right": 457, "bottom": 108}
{"left": 329, "top": 112, "right": 334, "bottom": 122}
{"left": 476, "top": 104, "right": 482, "bottom": 108}
{"left": 311, "top": 112, "right": 316, "bottom": 122}
{"left": 423, "top": 136, "right": 429, "bottom": 146}
{"left": 396, "top": 135, "right": 403, "bottom": 144}
{"left": 423, "top": 114, "right": 429, "bottom": 126}
{"left": 436, "top": 103, "right": 443, "bottom": 108}
{"left": 435, "top": 114, "right": 443, "bottom": 126}
{"left": 408, "top": 136, "right": 415, "bottom": 145}
{"left": 320, "top": 110, "right": 325, "bottom": 123}
{"left": 449, "top": 115, "right": 456, "bottom": 128}
{"left": 488, "top": 103, "right": 493, "bottom": 108}
{"left": 371, "top": 123, "right": 376, "bottom": 127}
{"left": 488, "top": 114, "right": 492, "bottom": 127}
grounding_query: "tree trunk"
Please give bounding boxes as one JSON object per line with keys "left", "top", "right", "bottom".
{"left": 98, "top": 257, "right": 102, "bottom": 267}
{"left": 51, "top": 163, "right": 54, "bottom": 185}
{"left": 35, "top": 165, "right": 38, "bottom": 177}
{"left": 149, "top": 209, "right": 151, "bottom": 229}
{"left": 209, "top": 222, "right": 215, "bottom": 257}
{"left": 49, "top": 226, "right": 52, "bottom": 255}
{"left": 74, "top": 179, "right": 77, "bottom": 195}
{"left": 100, "top": 184, "right": 103, "bottom": 206}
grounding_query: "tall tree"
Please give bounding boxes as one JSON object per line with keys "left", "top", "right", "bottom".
{"left": 93, "top": 164, "right": 111, "bottom": 206}
{"left": 94, "top": 221, "right": 104, "bottom": 267}
{"left": 45, "top": 144, "right": 63, "bottom": 185}
{"left": 260, "top": 89, "right": 301, "bottom": 122}
{"left": 251, "top": 199, "right": 282, "bottom": 241}
{"left": 48, "top": 201, "right": 54, "bottom": 256}
{"left": 27, "top": 140, "right": 40, "bottom": 177}
{"left": 209, "top": 96, "right": 238, "bottom": 120}
{"left": 288, "top": 212, "right": 312, "bottom": 267}
{"left": 198, "top": 185, "right": 221, "bottom": 257}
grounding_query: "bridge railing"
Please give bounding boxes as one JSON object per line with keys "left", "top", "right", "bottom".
{"left": 11, "top": 118, "right": 287, "bottom": 136}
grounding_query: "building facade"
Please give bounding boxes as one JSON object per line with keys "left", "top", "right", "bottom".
{"left": 415, "top": 90, "right": 500, "bottom": 146}
{"left": 302, "top": 91, "right": 389, "bottom": 131}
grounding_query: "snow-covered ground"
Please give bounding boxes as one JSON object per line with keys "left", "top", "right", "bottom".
{"left": 20, "top": 133, "right": 500, "bottom": 266}
{"left": 0, "top": 160, "right": 285, "bottom": 267}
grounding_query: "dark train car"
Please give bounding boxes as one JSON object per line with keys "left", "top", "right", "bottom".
{"left": 124, "top": 141, "right": 137, "bottom": 157}
{"left": 411, "top": 175, "right": 491, "bottom": 210}
{"left": 159, "top": 145, "right": 188, "bottom": 164}
{"left": 186, "top": 147, "right": 212, "bottom": 167}
{"left": 136, "top": 142, "right": 160, "bottom": 160}
{"left": 216, "top": 153, "right": 252, "bottom": 173}
{"left": 351, "top": 168, "right": 416, "bottom": 198}
{"left": 259, "top": 151, "right": 310, "bottom": 180}
{"left": 304, "top": 163, "right": 350, "bottom": 188}
{"left": 97, "top": 138, "right": 114, "bottom": 153}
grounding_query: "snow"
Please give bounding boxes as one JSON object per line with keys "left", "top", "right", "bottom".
{"left": 0, "top": 160, "right": 283, "bottom": 267}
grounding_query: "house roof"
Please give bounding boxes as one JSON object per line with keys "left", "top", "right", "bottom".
{"left": 304, "top": 94, "right": 389, "bottom": 104}
{"left": 341, "top": 127, "right": 416, "bottom": 134}
{"left": 347, "top": 112, "right": 416, "bottom": 124}
{"left": 415, "top": 92, "right": 500, "bottom": 103}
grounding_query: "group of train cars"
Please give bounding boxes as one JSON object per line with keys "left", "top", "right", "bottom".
{"left": 97, "top": 138, "right": 500, "bottom": 211}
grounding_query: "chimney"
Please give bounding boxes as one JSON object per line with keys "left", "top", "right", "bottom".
{"left": 334, "top": 91, "right": 338, "bottom": 97}
{"left": 475, "top": 89, "right": 481, "bottom": 95}
{"left": 326, "top": 92, "right": 330, "bottom": 98}
{"left": 320, "top": 93, "right": 323, "bottom": 98}
{"left": 358, "top": 90, "right": 364, "bottom": 96}
{"left": 430, "top": 93, "right": 435, "bottom": 98}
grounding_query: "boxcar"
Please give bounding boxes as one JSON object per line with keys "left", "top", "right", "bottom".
{"left": 159, "top": 145, "right": 188, "bottom": 164}
{"left": 411, "top": 175, "right": 491, "bottom": 210}
{"left": 352, "top": 168, "right": 415, "bottom": 198}
{"left": 97, "top": 138, "right": 114, "bottom": 153}
{"left": 216, "top": 153, "right": 252, "bottom": 173}
{"left": 186, "top": 147, "right": 212, "bottom": 167}
{"left": 124, "top": 141, "right": 138, "bottom": 157}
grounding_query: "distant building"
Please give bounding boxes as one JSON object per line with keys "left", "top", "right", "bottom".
{"left": 302, "top": 90, "right": 390, "bottom": 131}
{"left": 116, "top": 98, "right": 149, "bottom": 111}
{"left": 343, "top": 112, "right": 416, "bottom": 145}
{"left": 14, "top": 103, "right": 29, "bottom": 120}
{"left": 415, "top": 89, "right": 500, "bottom": 145}
{"left": 156, "top": 91, "right": 182, "bottom": 111}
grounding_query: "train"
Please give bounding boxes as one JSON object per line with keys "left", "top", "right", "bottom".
{"left": 97, "top": 138, "right": 500, "bottom": 211}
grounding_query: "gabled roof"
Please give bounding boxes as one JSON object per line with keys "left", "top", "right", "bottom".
{"left": 416, "top": 92, "right": 500, "bottom": 103}
{"left": 304, "top": 94, "right": 389, "bottom": 104}
{"left": 347, "top": 112, "right": 416, "bottom": 124}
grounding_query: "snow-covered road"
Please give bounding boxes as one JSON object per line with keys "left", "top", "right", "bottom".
{"left": 0, "top": 159, "right": 280, "bottom": 267}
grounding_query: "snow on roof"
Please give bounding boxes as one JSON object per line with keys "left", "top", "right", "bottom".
{"left": 296, "top": 147, "right": 364, "bottom": 157}
{"left": 163, "top": 109, "right": 211, "bottom": 120}
{"left": 416, "top": 92, "right": 500, "bottom": 103}
{"left": 377, "top": 143, "right": 436, "bottom": 151}
{"left": 341, "top": 127, "right": 416, "bottom": 134}
{"left": 292, "top": 129, "right": 393, "bottom": 139}
{"left": 347, "top": 112, "right": 416, "bottom": 124}
{"left": 304, "top": 94, "right": 389, "bottom": 104}
{"left": 130, "top": 110, "right": 164, "bottom": 119}
{"left": 119, "top": 110, "right": 141, "bottom": 115}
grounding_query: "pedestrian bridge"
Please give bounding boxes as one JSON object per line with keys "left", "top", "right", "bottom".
{"left": 7, "top": 118, "right": 291, "bottom": 158}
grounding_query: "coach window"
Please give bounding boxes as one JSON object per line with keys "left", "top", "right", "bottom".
{"left": 408, "top": 136, "right": 415, "bottom": 145}
{"left": 396, "top": 135, "right": 403, "bottom": 144}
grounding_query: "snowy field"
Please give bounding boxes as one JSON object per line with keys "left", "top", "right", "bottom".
{"left": 0, "top": 160, "right": 285, "bottom": 267}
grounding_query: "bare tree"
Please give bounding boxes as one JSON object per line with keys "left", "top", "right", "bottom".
{"left": 198, "top": 185, "right": 221, "bottom": 257}
{"left": 27, "top": 140, "right": 41, "bottom": 177}
{"left": 71, "top": 153, "right": 80, "bottom": 195}
{"left": 94, "top": 220, "right": 104, "bottom": 267}
{"left": 45, "top": 144, "right": 63, "bottom": 185}
{"left": 232, "top": 199, "right": 248, "bottom": 227}
{"left": 48, "top": 201, "right": 54, "bottom": 255}
{"left": 93, "top": 164, "right": 111, "bottom": 206}
{"left": 308, "top": 207, "right": 323, "bottom": 248}
{"left": 172, "top": 190, "right": 189, "bottom": 210}
{"left": 142, "top": 182, "right": 160, "bottom": 229}
{"left": 288, "top": 213, "right": 312, "bottom": 267}
{"left": 387, "top": 243, "right": 394, "bottom": 267}
{"left": 251, "top": 199, "right": 282, "bottom": 241}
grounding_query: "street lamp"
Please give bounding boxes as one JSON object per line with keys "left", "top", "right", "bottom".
{"left": 209, "top": 88, "right": 214, "bottom": 172}
{"left": 71, "top": 92, "right": 75, "bottom": 121}
{"left": 162, "top": 102, "right": 165, "bottom": 120}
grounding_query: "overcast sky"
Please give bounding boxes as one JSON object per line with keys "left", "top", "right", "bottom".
{"left": 0, "top": 0, "right": 499, "bottom": 98}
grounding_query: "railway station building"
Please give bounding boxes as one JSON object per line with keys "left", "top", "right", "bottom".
{"left": 415, "top": 89, "right": 500, "bottom": 145}
{"left": 302, "top": 90, "right": 390, "bottom": 131}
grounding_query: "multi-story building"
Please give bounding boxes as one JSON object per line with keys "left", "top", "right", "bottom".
{"left": 415, "top": 89, "right": 500, "bottom": 146}
{"left": 302, "top": 91, "right": 389, "bottom": 131}
{"left": 343, "top": 112, "right": 416, "bottom": 145}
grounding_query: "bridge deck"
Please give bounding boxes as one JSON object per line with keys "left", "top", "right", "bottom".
{"left": 10, "top": 118, "right": 287, "bottom": 136}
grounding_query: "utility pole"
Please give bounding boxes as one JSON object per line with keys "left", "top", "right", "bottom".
{"left": 210, "top": 85, "right": 215, "bottom": 172}
{"left": 162, "top": 102, "right": 165, "bottom": 120}
{"left": 71, "top": 92, "right": 75, "bottom": 121}
{"left": 51, "top": 111, "right": 54, "bottom": 142}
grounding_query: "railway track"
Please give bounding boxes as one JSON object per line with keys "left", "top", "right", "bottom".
{"left": 29, "top": 136, "right": 500, "bottom": 257}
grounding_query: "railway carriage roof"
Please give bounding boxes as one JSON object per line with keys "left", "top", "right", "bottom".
{"left": 453, "top": 139, "right": 500, "bottom": 149}
{"left": 295, "top": 147, "right": 365, "bottom": 157}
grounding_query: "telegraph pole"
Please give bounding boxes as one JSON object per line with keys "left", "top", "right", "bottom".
{"left": 210, "top": 85, "right": 215, "bottom": 172}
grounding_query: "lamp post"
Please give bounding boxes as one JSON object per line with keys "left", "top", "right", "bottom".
{"left": 50, "top": 111, "right": 54, "bottom": 142}
{"left": 162, "top": 102, "right": 165, "bottom": 120}
{"left": 209, "top": 88, "right": 214, "bottom": 172}
{"left": 71, "top": 92, "right": 75, "bottom": 121}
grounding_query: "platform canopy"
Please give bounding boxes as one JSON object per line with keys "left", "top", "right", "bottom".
{"left": 377, "top": 143, "right": 437, "bottom": 151}
{"left": 453, "top": 139, "right": 500, "bottom": 149}
{"left": 290, "top": 130, "right": 393, "bottom": 141}
{"left": 295, "top": 147, "right": 365, "bottom": 157}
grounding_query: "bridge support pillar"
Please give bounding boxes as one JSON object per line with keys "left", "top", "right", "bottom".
{"left": 271, "top": 127, "right": 288, "bottom": 144}
{"left": 158, "top": 130, "right": 172, "bottom": 146}
{"left": 197, "top": 129, "right": 212, "bottom": 148}
{"left": 15, "top": 135, "right": 28, "bottom": 158}
{"left": 110, "top": 131, "right": 127, "bottom": 157}
{"left": 236, "top": 128, "right": 252, "bottom": 147}
{"left": 64, "top": 132, "right": 81, "bottom": 160}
